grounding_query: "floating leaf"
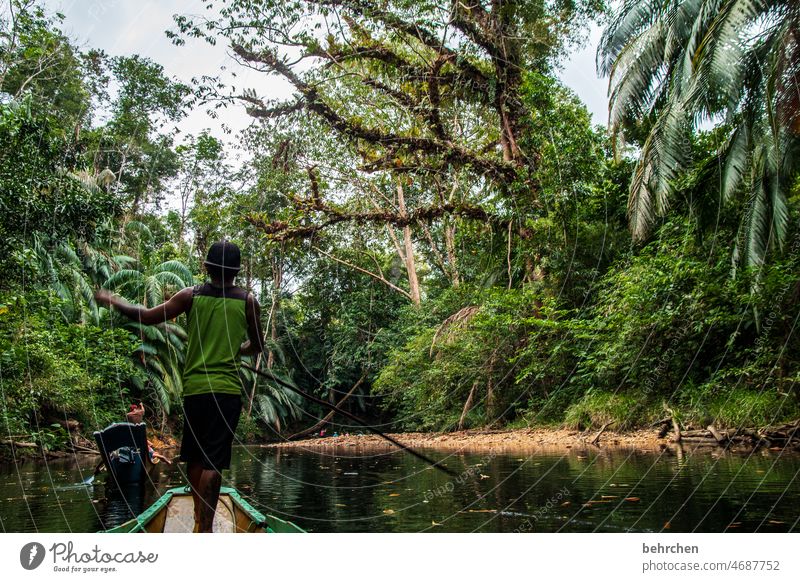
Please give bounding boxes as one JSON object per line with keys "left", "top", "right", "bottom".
{"left": 383, "top": 509, "right": 395, "bottom": 515}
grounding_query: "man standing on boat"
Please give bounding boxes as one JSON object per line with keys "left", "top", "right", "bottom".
{"left": 96, "top": 241, "right": 264, "bottom": 532}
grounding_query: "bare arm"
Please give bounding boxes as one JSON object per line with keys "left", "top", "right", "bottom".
{"left": 240, "top": 293, "right": 265, "bottom": 357}
{"left": 95, "top": 287, "right": 194, "bottom": 325}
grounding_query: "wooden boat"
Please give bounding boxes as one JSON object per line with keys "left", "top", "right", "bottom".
{"left": 93, "top": 422, "right": 150, "bottom": 485}
{"left": 102, "top": 486, "right": 306, "bottom": 533}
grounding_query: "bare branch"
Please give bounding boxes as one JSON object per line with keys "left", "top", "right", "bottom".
{"left": 311, "top": 245, "right": 413, "bottom": 300}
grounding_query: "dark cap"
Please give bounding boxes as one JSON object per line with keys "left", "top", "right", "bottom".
{"left": 204, "top": 241, "right": 241, "bottom": 272}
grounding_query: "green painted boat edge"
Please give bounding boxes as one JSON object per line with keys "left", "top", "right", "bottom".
{"left": 224, "top": 487, "right": 305, "bottom": 533}
{"left": 100, "top": 486, "right": 305, "bottom": 533}
{"left": 101, "top": 488, "right": 175, "bottom": 533}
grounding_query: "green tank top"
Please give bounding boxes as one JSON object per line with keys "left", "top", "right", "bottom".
{"left": 182, "top": 283, "right": 250, "bottom": 397}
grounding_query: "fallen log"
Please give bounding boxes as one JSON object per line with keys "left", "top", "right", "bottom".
{"left": 736, "top": 428, "right": 771, "bottom": 448}
{"left": 784, "top": 421, "right": 800, "bottom": 444}
{"left": 671, "top": 417, "right": 681, "bottom": 443}
{"left": 67, "top": 443, "right": 100, "bottom": 455}
{"left": 589, "top": 421, "right": 615, "bottom": 446}
{"left": 706, "top": 424, "right": 728, "bottom": 444}
{"left": 0, "top": 439, "right": 38, "bottom": 449}
{"left": 659, "top": 419, "right": 800, "bottom": 449}
{"left": 678, "top": 437, "right": 720, "bottom": 446}
{"left": 287, "top": 374, "right": 366, "bottom": 440}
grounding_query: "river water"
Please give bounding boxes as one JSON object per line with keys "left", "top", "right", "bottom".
{"left": 1, "top": 445, "right": 799, "bottom": 532}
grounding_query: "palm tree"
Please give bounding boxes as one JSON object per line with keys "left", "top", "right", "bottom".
{"left": 238, "top": 339, "right": 303, "bottom": 431}
{"left": 104, "top": 258, "right": 194, "bottom": 417}
{"left": 598, "top": 0, "right": 800, "bottom": 271}
{"left": 29, "top": 235, "right": 134, "bottom": 325}
{"left": 126, "top": 318, "right": 188, "bottom": 422}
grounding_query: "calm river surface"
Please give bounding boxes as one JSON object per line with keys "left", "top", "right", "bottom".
{"left": 1, "top": 445, "right": 799, "bottom": 532}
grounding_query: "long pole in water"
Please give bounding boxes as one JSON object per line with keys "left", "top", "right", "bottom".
{"left": 241, "top": 363, "right": 457, "bottom": 477}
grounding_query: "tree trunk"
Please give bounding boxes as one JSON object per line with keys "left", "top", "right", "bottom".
{"left": 485, "top": 353, "right": 498, "bottom": 423}
{"left": 396, "top": 181, "right": 421, "bottom": 305}
{"left": 444, "top": 217, "right": 460, "bottom": 287}
{"left": 458, "top": 380, "right": 479, "bottom": 430}
{"left": 267, "top": 249, "right": 283, "bottom": 369}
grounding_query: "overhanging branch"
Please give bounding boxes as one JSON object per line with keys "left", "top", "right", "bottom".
{"left": 232, "top": 43, "right": 517, "bottom": 181}
{"left": 246, "top": 201, "right": 509, "bottom": 242}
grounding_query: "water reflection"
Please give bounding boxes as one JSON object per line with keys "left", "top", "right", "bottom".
{"left": 98, "top": 482, "right": 146, "bottom": 531}
{"left": 1, "top": 445, "right": 798, "bottom": 532}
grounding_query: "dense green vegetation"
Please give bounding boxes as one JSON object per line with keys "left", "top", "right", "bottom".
{"left": 2, "top": 0, "right": 799, "bottom": 451}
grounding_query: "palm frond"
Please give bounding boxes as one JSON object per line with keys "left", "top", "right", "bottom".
{"left": 598, "top": 0, "right": 661, "bottom": 76}
{"left": 153, "top": 260, "right": 194, "bottom": 286}
{"left": 627, "top": 100, "right": 692, "bottom": 240}
{"left": 105, "top": 269, "right": 144, "bottom": 292}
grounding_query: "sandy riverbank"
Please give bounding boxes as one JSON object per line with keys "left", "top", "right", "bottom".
{"left": 263, "top": 427, "right": 674, "bottom": 453}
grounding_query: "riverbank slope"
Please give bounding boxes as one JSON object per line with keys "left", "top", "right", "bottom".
{"left": 265, "top": 423, "right": 800, "bottom": 453}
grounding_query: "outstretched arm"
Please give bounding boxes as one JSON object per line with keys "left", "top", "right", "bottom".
{"left": 95, "top": 287, "right": 194, "bottom": 325}
{"left": 240, "top": 293, "right": 265, "bottom": 357}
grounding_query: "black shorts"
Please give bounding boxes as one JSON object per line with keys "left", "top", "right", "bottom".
{"left": 179, "top": 393, "right": 242, "bottom": 471}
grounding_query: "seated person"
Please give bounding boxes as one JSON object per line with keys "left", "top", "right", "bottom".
{"left": 125, "top": 402, "right": 172, "bottom": 465}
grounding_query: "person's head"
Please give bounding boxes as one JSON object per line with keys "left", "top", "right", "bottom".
{"left": 204, "top": 240, "right": 241, "bottom": 284}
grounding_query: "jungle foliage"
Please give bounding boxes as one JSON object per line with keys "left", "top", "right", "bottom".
{"left": 2, "top": 0, "right": 799, "bottom": 448}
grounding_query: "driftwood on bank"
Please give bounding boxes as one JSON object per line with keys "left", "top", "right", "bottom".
{"left": 665, "top": 420, "right": 800, "bottom": 450}
{"left": 67, "top": 443, "right": 100, "bottom": 455}
{"left": 589, "top": 421, "right": 615, "bottom": 446}
{"left": 287, "top": 374, "right": 367, "bottom": 440}
{"left": 0, "top": 439, "right": 38, "bottom": 449}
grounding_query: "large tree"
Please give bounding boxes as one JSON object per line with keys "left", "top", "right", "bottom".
{"left": 172, "top": 0, "right": 604, "bottom": 303}
{"left": 175, "top": 0, "right": 602, "bottom": 181}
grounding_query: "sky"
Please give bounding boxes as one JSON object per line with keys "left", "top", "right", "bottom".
{"left": 42, "top": 0, "right": 611, "bottom": 144}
